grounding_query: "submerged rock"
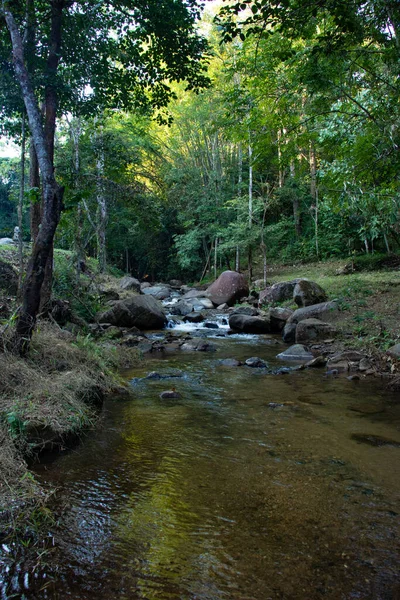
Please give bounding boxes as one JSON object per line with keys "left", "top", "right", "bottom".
{"left": 146, "top": 370, "right": 183, "bottom": 379}
{"left": 245, "top": 357, "right": 267, "bottom": 368}
{"left": 277, "top": 344, "right": 314, "bottom": 361}
{"left": 351, "top": 433, "right": 400, "bottom": 447}
{"left": 219, "top": 358, "right": 242, "bottom": 367}
{"left": 160, "top": 390, "right": 182, "bottom": 399}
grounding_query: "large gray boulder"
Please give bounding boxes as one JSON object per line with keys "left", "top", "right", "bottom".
{"left": 0, "top": 260, "right": 18, "bottom": 295}
{"left": 170, "top": 301, "right": 193, "bottom": 316}
{"left": 293, "top": 280, "right": 328, "bottom": 307}
{"left": 99, "top": 296, "right": 167, "bottom": 329}
{"left": 267, "top": 307, "right": 293, "bottom": 333}
{"left": 295, "top": 318, "right": 336, "bottom": 343}
{"left": 182, "top": 289, "right": 209, "bottom": 300}
{"left": 287, "top": 301, "right": 338, "bottom": 325}
{"left": 207, "top": 271, "right": 249, "bottom": 306}
{"left": 229, "top": 313, "right": 271, "bottom": 334}
{"left": 277, "top": 344, "right": 314, "bottom": 361}
{"left": 0, "top": 238, "right": 14, "bottom": 246}
{"left": 119, "top": 276, "right": 141, "bottom": 293}
{"left": 259, "top": 279, "right": 301, "bottom": 305}
{"left": 142, "top": 286, "right": 171, "bottom": 300}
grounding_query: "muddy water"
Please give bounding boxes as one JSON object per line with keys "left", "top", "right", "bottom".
{"left": 2, "top": 331, "right": 400, "bottom": 599}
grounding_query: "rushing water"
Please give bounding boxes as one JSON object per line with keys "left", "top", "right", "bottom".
{"left": 2, "top": 327, "right": 400, "bottom": 599}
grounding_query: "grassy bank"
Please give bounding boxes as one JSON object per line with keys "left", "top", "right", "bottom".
{"left": 263, "top": 258, "right": 400, "bottom": 353}
{"left": 0, "top": 321, "right": 140, "bottom": 551}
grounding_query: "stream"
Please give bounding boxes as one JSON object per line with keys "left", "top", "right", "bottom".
{"left": 1, "top": 320, "right": 400, "bottom": 599}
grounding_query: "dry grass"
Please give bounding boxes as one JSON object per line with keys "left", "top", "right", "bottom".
{"left": 0, "top": 322, "right": 140, "bottom": 543}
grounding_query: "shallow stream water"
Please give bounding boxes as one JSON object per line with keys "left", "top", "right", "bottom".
{"left": 2, "top": 327, "right": 400, "bottom": 599}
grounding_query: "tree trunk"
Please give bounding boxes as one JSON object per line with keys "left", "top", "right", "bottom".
{"left": 290, "top": 159, "right": 301, "bottom": 237}
{"left": 3, "top": 3, "right": 64, "bottom": 353}
{"left": 29, "top": 141, "right": 41, "bottom": 241}
{"left": 17, "top": 114, "right": 26, "bottom": 298}
{"left": 39, "top": 0, "right": 64, "bottom": 313}
{"left": 235, "top": 142, "right": 242, "bottom": 272}
{"left": 248, "top": 132, "right": 253, "bottom": 279}
{"left": 309, "top": 144, "right": 319, "bottom": 259}
{"left": 96, "top": 124, "right": 107, "bottom": 273}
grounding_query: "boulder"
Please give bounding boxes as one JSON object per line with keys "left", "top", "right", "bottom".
{"left": 0, "top": 260, "right": 18, "bottom": 295}
{"left": 245, "top": 357, "right": 267, "bottom": 368}
{"left": 206, "top": 271, "right": 249, "bottom": 306}
{"left": 282, "top": 322, "right": 297, "bottom": 343}
{"left": 142, "top": 286, "right": 171, "bottom": 300}
{"left": 0, "top": 238, "right": 14, "bottom": 246}
{"left": 268, "top": 307, "right": 293, "bottom": 333}
{"left": 119, "top": 276, "right": 141, "bottom": 293}
{"left": 229, "top": 314, "right": 271, "bottom": 334}
{"left": 217, "top": 303, "right": 229, "bottom": 310}
{"left": 287, "top": 301, "right": 338, "bottom": 324}
{"left": 194, "top": 298, "right": 214, "bottom": 310}
{"left": 204, "top": 322, "right": 219, "bottom": 329}
{"left": 293, "top": 280, "right": 328, "bottom": 307}
{"left": 183, "top": 312, "right": 204, "bottom": 323}
{"left": 169, "top": 279, "right": 183, "bottom": 287}
{"left": 98, "top": 296, "right": 167, "bottom": 330}
{"left": 232, "top": 306, "right": 259, "bottom": 316}
{"left": 387, "top": 344, "right": 400, "bottom": 360}
{"left": 253, "top": 279, "right": 268, "bottom": 289}
{"left": 295, "top": 318, "right": 336, "bottom": 343}
{"left": 259, "top": 279, "right": 301, "bottom": 305}
{"left": 140, "top": 282, "right": 151, "bottom": 290}
{"left": 170, "top": 301, "right": 193, "bottom": 316}
{"left": 182, "top": 289, "right": 209, "bottom": 300}
{"left": 277, "top": 344, "right": 314, "bottom": 361}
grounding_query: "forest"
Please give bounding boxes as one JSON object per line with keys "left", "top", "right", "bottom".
{"left": 0, "top": 1, "right": 400, "bottom": 599}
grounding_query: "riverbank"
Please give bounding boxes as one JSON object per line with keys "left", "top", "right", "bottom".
{"left": 0, "top": 322, "right": 140, "bottom": 550}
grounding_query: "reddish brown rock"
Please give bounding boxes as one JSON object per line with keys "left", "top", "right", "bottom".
{"left": 207, "top": 271, "right": 249, "bottom": 306}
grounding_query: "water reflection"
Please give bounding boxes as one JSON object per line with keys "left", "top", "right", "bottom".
{"left": 2, "top": 335, "right": 400, "bottom": 599}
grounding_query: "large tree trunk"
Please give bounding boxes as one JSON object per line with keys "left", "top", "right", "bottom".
{"left": 17, "top": 114, "right": 26, "bottom": 298}
{"left": 29, "top": 141, "right": 41, "bottom": 240}
{"left": 40, "top": 0, "right": 64, "bottom": 313}
{"left": 3, "top": 3, "right": 64, "bottom": 353}
{"left": 96, "top": 124, "right": 107, "bottom": 273}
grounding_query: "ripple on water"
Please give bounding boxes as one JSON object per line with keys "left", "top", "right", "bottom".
{"left": 2, "top": 334, "right": 400, "bottom": 599}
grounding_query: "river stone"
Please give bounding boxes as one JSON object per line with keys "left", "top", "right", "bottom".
{"left": 304, "top": 356, "right": 327, "bottom": 368}
{"left": 0, "top": 260, "right": 18, "bottom": 295}
{"left": 268, "top": 307, "right": 293, "bottom": 333}
{"left": 146, "top": 370, "right": 183, "bottom": 379}
{"left": 119, "top": 276, "right": 141, "bottom": 293}
{"left": 287, "top": 301, "right": 338, "bottom": 324}
{"left": 229, "top": 314, "right": 271, "bottom": 334}
{"left": 170, "top": 301, "right": 193, "bottom": 316}
{"left": 195, "top": 298, "right": 214, "bottom": 310}
{"left": 169, "top": 279, "right": 182, "bottom": 287}
{"left": 387, "top": 344, "right": 400, "bottom": 360}
{"left": 277, "top": 344, "right": 314, "bottom": 361}
{"left": 99, "top": 296, "right": 167, "bottom": 329}
{"left": 293, "top": 280, "right": 328, "bottom": 307}
{"left": 219, "top": 358, "right": 242, "bottom": 367}
{"left": 142, "top": 286, "right": 171, "bottom": 300}
{"left": 295, "top": 318, "right": 336, "bottom": 343}
{"left": 160, "top": 390, "right": 182, "bottom": 399}
{"left": 183, "top": 312, "right": 204, "bottom": 323}
{"left": 259, "top": 280, "right": 301, "bottom": 305}
{"left": 351, "top": 433, "right": 400, "bottom": 448}
{"left": 282, "top": 322, "right": 297, "bottom": 343}
{"left": 217, "top": 303, "right": 229, "bottom": 310}
{"left": 232, "top": 306, "right": 259, "bottom": 316}
{"left": 180, "top": 340, "right": 217, "bottom": 352}
{"left": 206, "top": 271, "right": 249, "bottom": 306}
{"left": 140, "top": 282, "right": 151, "bottom": 290}
{"left": 204, "top": 322, "right": 219, "bottom": 329}
{"left": 182, "top": 289, "right": 209, "bottom": 300}
{"left": 245, "top": 357, "right": 267, "bottom": 368}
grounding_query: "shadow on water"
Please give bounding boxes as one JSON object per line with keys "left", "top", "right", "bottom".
{"left": 2, "top": 331, "right": 400, "bottom": 599}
